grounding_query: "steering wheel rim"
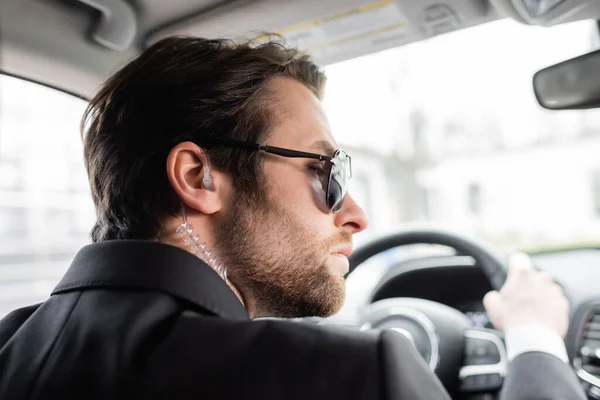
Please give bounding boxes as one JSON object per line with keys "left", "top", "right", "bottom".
{"left": 348, "top": 228, "right": 508, "bottom": 290}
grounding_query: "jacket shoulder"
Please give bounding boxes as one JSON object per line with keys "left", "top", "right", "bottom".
{"left": 139, "top": 314, "right": 450, "bottom": 400}
{"left": 0, "top": 303, "right": 42, "bottom": 345}
{"left": 142, "top": 315, "right": 384, "bottom": 399}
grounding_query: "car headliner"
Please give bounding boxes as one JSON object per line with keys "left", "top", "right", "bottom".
{"left": 1, "top": 0, "right": 600, "bottom": 99}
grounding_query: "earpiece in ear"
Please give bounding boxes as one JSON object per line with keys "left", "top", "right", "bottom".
{"left": 201, "top": 152, "right": 214, "bottom": 191}
{"left": 202, "top": 171, "right": 214, "bottom": 191}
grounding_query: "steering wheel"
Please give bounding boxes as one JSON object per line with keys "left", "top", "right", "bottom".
{"left": 347, "top": 229, "right": 509, "bottom": 397}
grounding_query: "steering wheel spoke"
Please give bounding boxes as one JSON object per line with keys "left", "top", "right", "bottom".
{"left": 459, "top": 329, "right": 507, "bottom": 393}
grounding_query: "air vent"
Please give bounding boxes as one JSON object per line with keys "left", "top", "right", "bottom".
{"left": 577, "top": 309, "right": 600, "bottom": 388}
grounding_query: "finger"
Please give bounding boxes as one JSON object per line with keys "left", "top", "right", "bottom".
{"left": 483, "top": 290, "right": 500, "bottom": 308}
{"left": 551, "top": 282, "right": 566, "bottom": 296}
{"left": 507, "top": 252, "right": 533, "bottom": 280}
{"left": 558, "top": 294, "right": 570, "bottom": 310}
{"left": 483, "top": 290, "right": 502, "bottom": 315}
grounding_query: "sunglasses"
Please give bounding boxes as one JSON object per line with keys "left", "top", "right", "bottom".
{"left": 204, "top": 138, "right": 352, "bottom": 213}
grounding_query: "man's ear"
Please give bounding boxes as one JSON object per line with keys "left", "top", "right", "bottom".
{"left": 166, "top": 142, "right": 228, "bottom": 215}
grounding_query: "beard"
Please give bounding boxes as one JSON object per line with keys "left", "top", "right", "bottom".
{"left": 214, "top": 190, "right": 350, "bottom": 319}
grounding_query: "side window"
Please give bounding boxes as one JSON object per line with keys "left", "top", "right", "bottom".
{"left": 0, "top": 75, "right": 93, "bottom": 317}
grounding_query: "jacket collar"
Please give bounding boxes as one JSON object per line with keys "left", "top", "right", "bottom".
{"left": 52, "top": 240, "right": 249, "bottom": 321}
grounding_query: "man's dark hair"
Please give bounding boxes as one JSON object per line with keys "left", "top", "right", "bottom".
{"left": 82, "top": 36, "right": 326, "bottom": 242}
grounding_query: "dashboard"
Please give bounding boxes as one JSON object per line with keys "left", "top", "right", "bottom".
{"left": 460, "top": 307, "right": 492, "bottom": 329}
{"left": 369, "top": 255, "right": 494, "bottom": 327}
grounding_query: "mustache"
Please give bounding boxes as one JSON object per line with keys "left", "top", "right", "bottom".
{"left": 325, "top": 231, "right": 353, "bottom": 249}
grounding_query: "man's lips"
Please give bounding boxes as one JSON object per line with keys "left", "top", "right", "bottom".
{"left": 330, "top": 246, "right": 353, "bottom": 257}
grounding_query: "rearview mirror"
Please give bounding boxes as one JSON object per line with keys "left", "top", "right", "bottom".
{"left": 533, "top": 49, "right": 600, "bottom": 110}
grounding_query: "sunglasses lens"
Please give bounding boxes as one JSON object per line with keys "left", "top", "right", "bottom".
{"left": 327, "top": 150, "right": 350, "bottom": 213}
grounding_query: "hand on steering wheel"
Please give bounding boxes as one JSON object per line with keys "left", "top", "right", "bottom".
{"left": 483, "top": 252, "right": 569, "bottom": 338}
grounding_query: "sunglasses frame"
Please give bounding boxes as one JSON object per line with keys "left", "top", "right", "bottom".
{"left": 198, "top": 137, "right": 352, "bottom": 213}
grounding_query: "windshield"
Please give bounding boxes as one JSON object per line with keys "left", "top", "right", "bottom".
{"left": 324, "top": 18, "right": 600, "bottom": 253}
{"left": 322, "top": 19, "right": 600, "bottom": 318}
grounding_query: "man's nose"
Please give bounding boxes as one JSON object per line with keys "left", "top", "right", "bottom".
{"left": 335, "top": 193, "right": 369, "bottom": 234}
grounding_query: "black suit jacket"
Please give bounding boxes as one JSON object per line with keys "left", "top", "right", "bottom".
{"left": 0, "top": 241, "right": 586, "bottom": 399}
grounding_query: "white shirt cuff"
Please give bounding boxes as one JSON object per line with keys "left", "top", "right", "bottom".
{"left": 505, "top": 323, "right": 569, "bottom": 363}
